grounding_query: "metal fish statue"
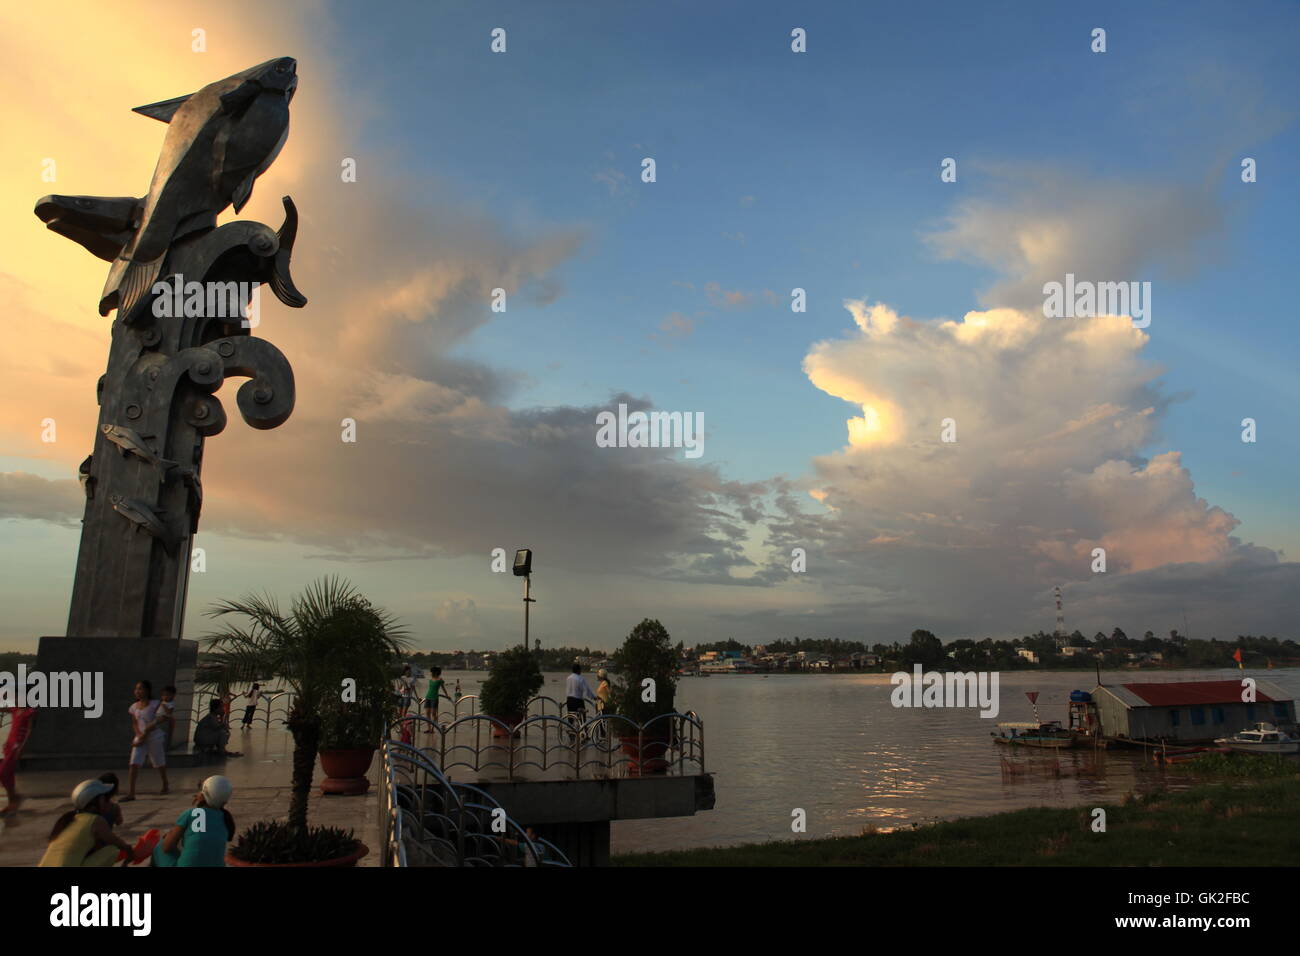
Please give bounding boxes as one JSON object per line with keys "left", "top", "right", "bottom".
{"left": 110, "top": 494, "right": 177, "bottom": 552}
{"left": 78, "top": 454, "right": 95, "bottom": 500}
{"left": 34, "top": 195, "right": 143, "bottom": 262}
{"left": 100, "top": 423, "right": 177, "bottom": 479}
{"left": 95, "top": 57, "right": 299, "bottom": 321}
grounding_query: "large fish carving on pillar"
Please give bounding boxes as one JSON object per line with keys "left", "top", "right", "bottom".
{"left": 34, "top": 58, "right": 307, "bottom": 640}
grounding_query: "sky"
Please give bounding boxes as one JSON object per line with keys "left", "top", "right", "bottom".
{"left": 1, "top": 0, "right": 1298, "bottom": 652}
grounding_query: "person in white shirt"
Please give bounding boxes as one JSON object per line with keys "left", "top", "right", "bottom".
{"left": 564, "top": 664, "right": 597, "bottom": 717}
{"left": 124, "top": 680, "right": 169, "bottom": 801}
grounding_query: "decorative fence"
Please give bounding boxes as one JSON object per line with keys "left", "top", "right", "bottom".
{"left": 189, "top": 686, "right": 295, "bottom": 728}
{"left": 387, "top": 695, "right": 705, "bottom": 782}
{"left": 379, "top": 738, "right": 570, "bottom": 867}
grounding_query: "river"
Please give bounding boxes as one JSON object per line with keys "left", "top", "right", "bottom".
{"left": 603, "top": 667, "right": 1300, "bottom": 853}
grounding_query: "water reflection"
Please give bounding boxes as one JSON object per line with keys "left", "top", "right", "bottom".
{"left": 613, "top": 667, "right": 1300, "bottom": 853}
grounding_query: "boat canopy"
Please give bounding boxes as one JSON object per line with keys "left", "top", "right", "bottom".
{"left": 996, "top": 722, "right": 1041, "bottom": 729}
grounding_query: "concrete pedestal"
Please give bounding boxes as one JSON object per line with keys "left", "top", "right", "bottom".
{"left": 534, "top": 820, "right": 612, "bottom": 867}
{"left": 20, "top": 636, "right": 198, "bottom": 771}
{"left": 474, "top": 774, "right": 716, "bottom": 867}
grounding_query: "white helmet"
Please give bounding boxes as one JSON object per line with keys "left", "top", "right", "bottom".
{"left": 201, "top": 775, "right": 234, "bottom": 809}
{"left": 597, "top": 668, "right": 607, "bottom": 679}
{"left": 72, "top": 778, "right": 114, "bottom": 810}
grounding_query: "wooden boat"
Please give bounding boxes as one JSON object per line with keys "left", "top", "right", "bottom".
{"left": 992, "top": 721, "right": 1077, "bottom": 749}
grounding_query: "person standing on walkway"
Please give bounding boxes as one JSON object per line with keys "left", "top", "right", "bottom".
{"left": 124, "top": 680, "right": 169, "bottom": 801}
{"left": 1, "top": 706, "right": 35, "bottom": 815}
{"left": 240, "top": 683, "right": 262, "bottom": 729}
{"left": 219, "top": 686, "right": 236, "bottom": 727}
{"left": 595, "top": 669, "right": 612, "bottom": 715}
{"left": 396, "top": 665, "right": 416, "bottom": 716}
{"left": 423, "top": 667, "right": 449, "bottom": 731}
{"left": 565, "top": 663, "right": 597, "bottom": 717}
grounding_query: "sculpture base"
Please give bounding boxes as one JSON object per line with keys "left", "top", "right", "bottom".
{"left": 19, "top": 636, "right": 198, "bottom": 772}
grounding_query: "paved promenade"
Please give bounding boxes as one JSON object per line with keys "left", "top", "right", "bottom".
{"left": 0, "top": 722, "right": 381, "bottom": 868}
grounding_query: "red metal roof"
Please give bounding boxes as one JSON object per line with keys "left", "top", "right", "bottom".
{"left": 1121, "top": 681, "right": 1278, "bottom": 707}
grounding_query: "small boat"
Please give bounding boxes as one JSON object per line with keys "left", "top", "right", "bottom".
{"left": 1214, "top": 723, "right": 1300, "bottom": 754}
{"left": 992, "top": 721, "right": 1076, "bottom": 749}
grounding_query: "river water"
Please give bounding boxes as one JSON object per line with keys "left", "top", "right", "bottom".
{"left": 604, "top": 667, "right": 1300, "bottom": 853}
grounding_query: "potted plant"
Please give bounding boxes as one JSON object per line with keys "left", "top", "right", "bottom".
{"left": 204, "top": 576, "right": 409, "bottom": 865}
{"left": 610, "top": 619, "right": 679, "bottom": 775}
{"left": 479, "top": 644, "right": 543, "bottom": 738}
{"left": 318, "top": 681, "right": 387, "bottom": 795}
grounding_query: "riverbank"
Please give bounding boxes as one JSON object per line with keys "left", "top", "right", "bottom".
{"left": 613, "top": 776, "right": 1300, "bottom": 866}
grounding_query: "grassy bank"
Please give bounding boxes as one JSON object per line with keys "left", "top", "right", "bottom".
{"left": 613, "top": 776, "right": 1300, "bottom": 866}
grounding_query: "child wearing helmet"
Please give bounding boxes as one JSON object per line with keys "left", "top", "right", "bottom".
{"left": 152, "top": 775, "right": 236, "bottom": 867}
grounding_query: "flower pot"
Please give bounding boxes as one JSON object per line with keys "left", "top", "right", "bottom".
{"left": 226, "top": 841, "right": 369, "bottom": 868}
{"left": 619, "top": 732, "right": 671, "bottom": 775}
{"left": 319, "top": 747, "right": 375, "bottom": 795}
{"left": 489, "top": 714, "right": 523, "bottom": 739}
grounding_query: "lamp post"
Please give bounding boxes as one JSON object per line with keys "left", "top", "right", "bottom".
{"left": 513, "top": 549, "right": 535, "bottom": 651}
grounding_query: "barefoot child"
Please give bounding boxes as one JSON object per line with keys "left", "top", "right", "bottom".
{"left": 124, "top": 680, "right": 169, "bottom": 801}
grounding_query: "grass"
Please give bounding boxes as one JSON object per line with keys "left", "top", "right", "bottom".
{"left": 1169, "top": 752, "right": 1295, "bottom": 778}
{"left": 612, "top": 776, "right": 1300, "bottom": 866}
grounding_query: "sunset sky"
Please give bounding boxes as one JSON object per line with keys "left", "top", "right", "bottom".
{"left": 1, "top": 0, "right": 1297, "bottom": 652}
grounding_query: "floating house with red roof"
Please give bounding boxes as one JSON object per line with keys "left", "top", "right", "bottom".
{"left": 1089, "top": 679, "right": 1296, "bottom": 744}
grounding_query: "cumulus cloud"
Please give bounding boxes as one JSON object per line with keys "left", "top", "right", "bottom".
{"left": 924, "top": 165, "right": 1225, "bottom": 311}
{"left": 768, "top": 292, "right": 1297, "bottom": 637}
{"left": 433, "top": 597, "right": 482, "bottom": 642}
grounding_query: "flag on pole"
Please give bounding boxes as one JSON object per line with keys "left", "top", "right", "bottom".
{"left": 1233, "top": 648, "right": 1243, "bottom": 670}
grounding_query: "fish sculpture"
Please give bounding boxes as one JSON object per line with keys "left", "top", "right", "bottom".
{"left": 78, "top": 454, "right": 95, "bottom": 500}
{"left": 110, "top": 494, "right": 177, "bottom": 552}
{"left": 36, "top": 57, "right": 299, "bottom": 323}
{"left": 100, "top": 423, "right": 177, "bottom": 480}
{"left": 34, "top": 195, "right": 143, "bottom": 262}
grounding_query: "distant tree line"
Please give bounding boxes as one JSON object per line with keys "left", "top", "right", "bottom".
{"left": 692, "top": 630, "right": 1299, "bottom": 671}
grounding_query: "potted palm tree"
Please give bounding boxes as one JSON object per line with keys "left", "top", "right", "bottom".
{"left": 610, "top": 619, "right": 678, "bottom": 775}
{"left": 204, "top": 576, "right": 409, "bottom": 865}
{"left": 479, "top": 645, "right": 543, "bottom": 738}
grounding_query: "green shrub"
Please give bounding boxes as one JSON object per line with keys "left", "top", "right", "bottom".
{"left": 229, "top": 821, "right": 358, "bottom": 864}
{"left": 479, "top": 645, "right": 544, "bottom": 718}
{"left": 611, "top": 619, "right": 678, "bottom": 725}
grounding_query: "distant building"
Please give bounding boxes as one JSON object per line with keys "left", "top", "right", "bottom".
{"left": 1091, "top": 680, "right": 1296, "bottom": 743}
{"left": 1059, "top": 646, "right": 1087, "bottom": 657}
{"left": 1017, "top": 649, "right": 1039, "bottom": 663}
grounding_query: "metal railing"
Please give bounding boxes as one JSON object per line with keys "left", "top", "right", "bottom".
{"left": 190, "top": 687, "right": 295, "bottom": 728}
{"left": 387, "top": 707, "right": 704, "bottom": 782}
{"left": 379, "top": 738, "right": 570, "bottom": 867}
